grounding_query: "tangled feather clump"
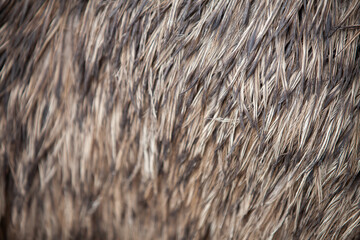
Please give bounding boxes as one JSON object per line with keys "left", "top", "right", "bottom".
{"left": 0, "top": 0, "right": 360, "bottom": 239}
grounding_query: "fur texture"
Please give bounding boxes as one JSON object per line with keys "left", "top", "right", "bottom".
{"left": 1, "top": 0, "right": 360, "bottom": 239}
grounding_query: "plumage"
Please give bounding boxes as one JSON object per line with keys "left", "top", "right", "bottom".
{"left": 0, "top": 0, "right": 359, "bottom": 239}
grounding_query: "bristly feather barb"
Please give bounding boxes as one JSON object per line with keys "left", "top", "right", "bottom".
{"left": 0, "top": 0, "right": 359, "bottom": 239}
